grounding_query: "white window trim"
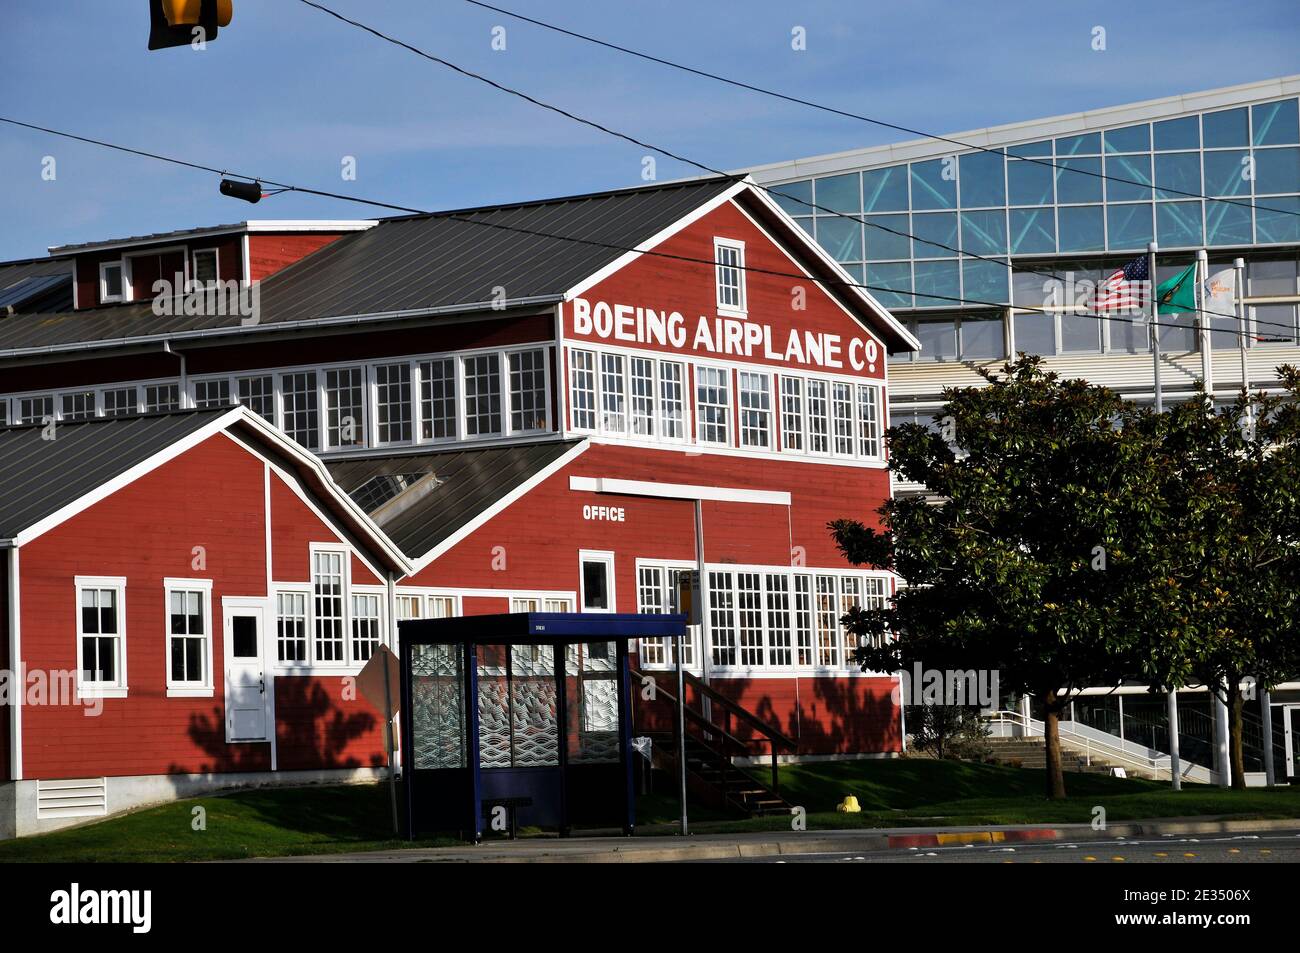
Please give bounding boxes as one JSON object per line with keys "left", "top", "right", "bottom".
{"left": 634, "top": 557, "right": 702, "bottom": 673}
{"left": 122, "top": 243, "right": 189, "bottom": 303}
{"left": 579, "top": 550, "right": 617, "bottom": 613}
{"left": 714, "top": 237, "right": 748, "bottom": 319}
{"left": 99, "top": 260, "right": 125, "bottom": 305}
{"left": 74, "top": 575, "right": 128, "bottom": 699}
{"left": 738, "top": 368, "right": 775, "bottom": 451}
{"left": 191, "top": 248, "right": 220, "bottom": 287}
{"left": 273, "top": 583, "right": 313, "bottom": 668}
{"left": 164, "top": 577, "right": 215, "bottom": 697}
{"left": 694, "top": 361, "right": 734, "bottom": 448}
{"left": 309, "top": 543, "right": 353, "bottom": 669}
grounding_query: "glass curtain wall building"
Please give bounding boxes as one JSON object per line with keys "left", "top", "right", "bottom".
{"left": 746, "top": 75, "right": 1300, "bottom": 464}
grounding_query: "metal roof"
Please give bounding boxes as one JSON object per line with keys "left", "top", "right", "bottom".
{"left": 46, "top": 220, "right": 377, "bottom": 254}
{"left": 0, "top": 408, "right": 231, "bottom": 539}
{"left": 0, "top": 257, "right": 74, "bottom": 315}
{"left": 328, "top": 439, "right": 585, "bottom": 560}
{"left": 0, "top": 177, "right": 738, "bottom": 357}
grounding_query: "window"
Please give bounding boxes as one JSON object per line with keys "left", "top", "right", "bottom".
{"left": 375, "top": 363, "right": 412, "bottom": 444}
{"left": 629, "top": 357, "right": 655, "bottom": 437}
{"left": 708, "top": 571, "right": 736, "bottom": 666}
{"left": 738, "top": 371, "right": 772, "bottom": 449}
{"left": 325, "top": 367, "right": 366, "bottom": 449}
{"left": 659, "top": 361, "right": 685, "bottom": 439}
{"left": 831, "top": 382, "right": 855, "bottom": 455}
{"left": 714, "top": 239, "right": 746, "bottom": 314}
{"left": 765, "top": 573, "right": 793, "bottom": 667}
{"left": 599, "top": 353, "right": 626, "bottom": 433}
{"left": 696, "top": 365, "right": 731, "bottom": 445}
{"left": 509, "top": 349, "right": 548, "bottom": 433}
{"left": 18, "top": 395, "right": 53, "bottom": 425}
{"left": 419, "top": 358, "right": 456, "bottom": 441}
{"left": 60, "top": 391, "right": 95, "bottom": 421}
{"left": 236, "top": 375, "right": 274, "bottom": 422}
{"left": 0, "top": 399, "right": 7, "bottom": 426}
{"left": 636, "top": 564, "right": 694, "bottom": 667}
{"left": 76, "top": 578, "right": 126, "bottom": 693}
{"left": 794, "top": 575, "right": 814, "bottom": 666}
{"left": 814, "top": 574, "right": 839, "bottom": 666}
{"left": 276, "top": 591, "right": 309, "bottom": 663}
{"left": 282, "top": 371, "right": 319, "bottom": 450}
{"left": 165, "top": 581, "right": 212, "bottom": 693}
{"left": 806, "top": 380, "right": 829, "bottom": 454}
{"left": 463, "top": 353, "right": 502, "bottom": 437}
{"left": 103, "top": 386, "right": 137, "bottom": 417}
{"left": 351, "top": 593, "right": 382, "bottom": 662}
{"left": 780, "top": 377, "right": 804, "bottom": 452}
{"left": 736, "top": 572, "right": 764, "bottom": 666}
{"left": 510, "top": 595, "right": 574, "bottom": 613}
{"left": 193, "top": 378, "right": 231, "bottom": 409}
{"left": 144, "top": 383, "right": 180, "bottom": 413}
{"left": 857, "top": 384, "right": 881, "bottom": 458}
{"left": 839, "top": 576, "right": 863, "bottom": 659}
{"left": 191, "top": 249, "right": 218, "bottom": 286}
{"left": 100, "top": 261, "right": 124, "bottom": 303}
{"left": 428, "top": 595, "right": 457, "bottom": 618}
{"left": 569, "top": 349, "right": 597, "bottom": 430}
{"left": 312, "top": 550, "right": 346, "bottom": 663}
{"left": 396, "top": 594, "right": 423, "bottom": 621}
{"left": 580, "top": 552, "right": 615, "bottom": 612}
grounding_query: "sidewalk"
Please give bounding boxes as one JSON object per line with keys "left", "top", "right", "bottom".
{"left": 243, "top": 816, "right": 1300, "bottom": 863}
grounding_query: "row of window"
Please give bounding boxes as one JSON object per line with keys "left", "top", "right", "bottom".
{"left": 0, "top": 347, "right": 551, "bottom": 450}
{"left": 635, "top": 563, "right": 889, "bottom": 672}
{"left": 568, "top": 347, "right": 884, "bottom": 460}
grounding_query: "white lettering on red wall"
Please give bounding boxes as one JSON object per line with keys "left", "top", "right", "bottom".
{"left": 570, "top": 297, "right": 879, "bottom": 373}
{"left": 583, "top": 504, "right": 626, "bottom": 522}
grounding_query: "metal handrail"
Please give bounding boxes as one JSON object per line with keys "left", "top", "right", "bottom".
{"left": 982, "top": 709, "right": 1192, "bottom": 778}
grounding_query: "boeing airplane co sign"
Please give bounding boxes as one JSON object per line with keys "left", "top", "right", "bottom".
{"left": 570, "top": 297, "right": 881, "bottom": 373}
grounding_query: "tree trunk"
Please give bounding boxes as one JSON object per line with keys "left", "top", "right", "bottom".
{"left": 1228, "top": 688, "right": 1247, "bottom": 791}
{"left": 1042, "top": 691, "right": 1067, "bottom": 800}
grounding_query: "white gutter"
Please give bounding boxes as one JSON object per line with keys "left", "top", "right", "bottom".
{"left": 7, "top": 546, "right": 22, "bottom": 781}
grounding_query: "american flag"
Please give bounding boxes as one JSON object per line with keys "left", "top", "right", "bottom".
{"left": 1092, "top": 255, "right": 1149, "bottom": 313}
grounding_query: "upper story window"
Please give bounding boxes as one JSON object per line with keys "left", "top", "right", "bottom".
{"left": 100, "top": 261, "right": 124, "bottom": 304}
{"left": 191, "top": 249, "right": 219, "bottom": 286}
{"left": 714, "top": 239, "right": 747, "bottom": 316}
{"left": 696, "top": 365, "right": 732, "bottom": 446}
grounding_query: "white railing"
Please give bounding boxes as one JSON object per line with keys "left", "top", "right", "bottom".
{"left": 982, "top": 709, "right": 1214, "bottom": 784}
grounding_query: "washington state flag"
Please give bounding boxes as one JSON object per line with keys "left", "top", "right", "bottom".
{"left": 1156, "top": 264, "right": 1197, "bottom": 314}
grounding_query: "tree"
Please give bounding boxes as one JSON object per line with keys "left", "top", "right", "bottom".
{"left": 909, "top": 704, "right": 991, "bottom": 761}
{"left": 833, "top": 356, "right": 1175, "bottom": 799}
{"left": 1144, "top": 374, "right": 1300, "bottom": 788}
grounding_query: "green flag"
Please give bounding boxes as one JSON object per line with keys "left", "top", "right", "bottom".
{"left": 1156, "top": 264, "right": 1197, "bottom": 314}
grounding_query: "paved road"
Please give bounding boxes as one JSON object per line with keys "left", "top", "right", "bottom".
{"left": 724, "top": 830, "right": 1300, "bottom": 863}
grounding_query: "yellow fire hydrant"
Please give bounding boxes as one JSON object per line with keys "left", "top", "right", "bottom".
{"left": 837, "top": 795, "right": 862, "bottom": 813}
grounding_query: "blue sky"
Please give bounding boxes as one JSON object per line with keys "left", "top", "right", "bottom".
{"left": 1, "top": 0, "right": 1297, "bottom": 261}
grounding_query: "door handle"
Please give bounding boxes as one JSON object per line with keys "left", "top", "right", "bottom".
{"left": 260, "top": 676, "right": 266, "bottom": 694}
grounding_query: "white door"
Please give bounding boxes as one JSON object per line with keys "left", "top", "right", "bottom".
{"left": 1284, "top": 705, "right": 1300, "bottom": 779}
{"left": 224, "top": 601, "right": 270, "bottom": 743}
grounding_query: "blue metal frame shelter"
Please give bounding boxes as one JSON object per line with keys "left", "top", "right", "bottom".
{"left": 398, "top": 612, "right": 686, "bottom": 841}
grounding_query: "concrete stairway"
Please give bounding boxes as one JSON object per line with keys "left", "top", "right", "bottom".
{"left": 984, "top": 736, "right": 1127, "bottom": 776}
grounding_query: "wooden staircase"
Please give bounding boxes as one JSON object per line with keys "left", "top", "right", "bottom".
{"left": 631, "top": 667, "right": 796, "bottom": 817}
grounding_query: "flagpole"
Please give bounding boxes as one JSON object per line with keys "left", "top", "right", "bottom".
{"left": 1197, "top": 249, "right": 1212, "bottom": 399}
{"left": 1148, "top": 241, "right": 1162, "bottom": 413}
{"left": 1235, "top": 256, "right": 1248, "bottom": 397}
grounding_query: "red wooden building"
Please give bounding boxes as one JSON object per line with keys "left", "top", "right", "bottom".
{"left": 0, "top": 176, "right": 918, "bottom": 835}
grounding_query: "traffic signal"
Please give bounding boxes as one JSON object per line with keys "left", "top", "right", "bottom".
{"left": 148, "top": 0, "right": 233, "bottom": 51}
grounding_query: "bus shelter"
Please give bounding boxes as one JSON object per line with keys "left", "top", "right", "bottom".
{"left": 398, "top": 612, "right": 686, "bottom": 840}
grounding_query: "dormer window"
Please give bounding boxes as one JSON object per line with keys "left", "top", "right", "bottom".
{"left": 100, "top": 261, "right": 124, "bottom": 304}
{"left": 714, "top": 238, "right": 746, "bottom": 316}
{"left": 192, "top": 248, "right": 219, "bottom": 287}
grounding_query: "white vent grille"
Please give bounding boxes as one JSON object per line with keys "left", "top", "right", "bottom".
{"left": 36, "top": 777, "right": 108, "bottom": 819}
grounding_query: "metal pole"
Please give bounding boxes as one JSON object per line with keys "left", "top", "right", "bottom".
{"left": 1235, "top": 257, "right": 1248, "bottom": 396}
{"left": 678, "top": 497, "right": 709, "bottom": 836}
{"left": 1261, "top": 688, "right": 1276, "bottom": 787}
{"left": 1196, "top": 249, "right": 1212, "bottom": 397}
{"left": 1214, "top": 683, "right": 1231, "bottom": 788}
{"left": 1149, "top": 241, "right": 1163, "bottom": 413}
{"left": 384, "top": 572, "right": 401, "bottom": 836}
{"left": 1167, "top": 690, "right": 1182, "bottom": 791}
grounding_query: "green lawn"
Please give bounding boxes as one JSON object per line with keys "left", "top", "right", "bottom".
{"left": 0, "top": 784, "right": 454, "bottom": 863}
{"left": 683, "top": 758, "right": 1300, "bottom": 833}
{"left": 2, "top": 760, "right": 1297, "bottom": 861}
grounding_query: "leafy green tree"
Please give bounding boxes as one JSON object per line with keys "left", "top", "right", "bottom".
{"left": 832, "top": 357, "right": 1175, "bottom": 799}
{"left": 908, "top": 704, "right": 991, "bottom": 761}
{"left": 1144, "top": 374, "right": 1300, "bottom": 788}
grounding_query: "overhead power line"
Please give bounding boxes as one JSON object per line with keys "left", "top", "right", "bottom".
{"left": 0, "top": 114, "right": 1282, "bottom": 344}
{"left": 294, "top": 0, "right": 1278, "bottom": 327}
{"left": 460, "top": 0, "right": 1299, "bottom": 219}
